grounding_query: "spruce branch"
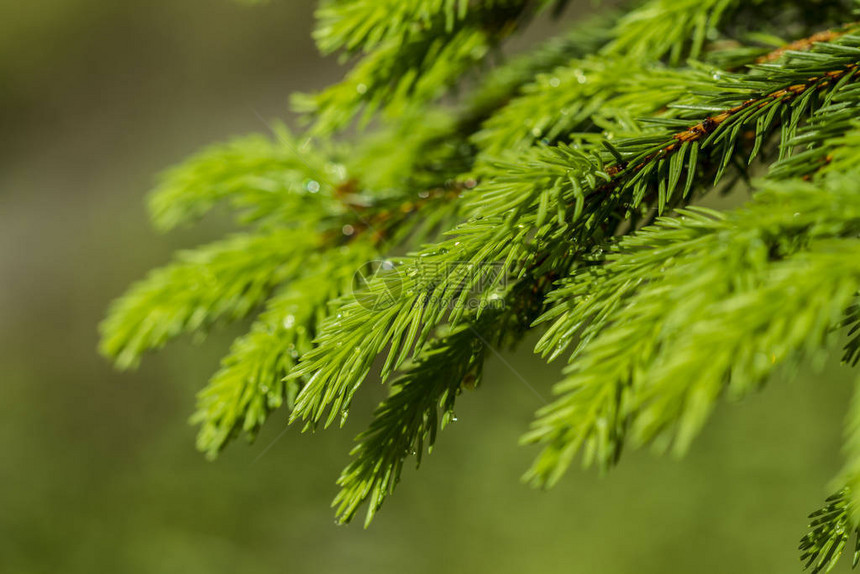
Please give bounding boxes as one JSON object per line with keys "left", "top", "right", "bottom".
{"left": 756, "top": 25, "right": 852, "bottom": 63}
{"left": 769, "top": 83, "right": 860, "bottom": 180}
{"left": 102, "top": 1, "right": 860, "bottom": 561}
{"left": 100, "top": 228, "right": 316, "bottom": 369}
{"left": 460, "top": 13, "right": 615, "bottom": 128}
{"left": 333, "top": 316, "right": 491, "bottom": 526}
{"left": 604, "top": 0, "right": 754, "bottom": 64}
{"left": 801, "top": 487, "right": 860, "bottom": 574}
{"left": 803, "top": 373, "right": 860, "bottom": 573}
{"left": 597, "top": 35, "right": 860, "bottom": 205}
{"left": 333, "top": 273, "right": 552, "bottom": 524}
{"left": 291, "top": 32, "right": 860, "bottom": 434}
{"left": 192, "top": 244, "right": 374, "bottom": 456}
{"left": 472, "top": 58, "right": 713, "bottom": 156}
{"left": 313, "top": 0, "right": 549, "bottom": 56}
{"left": 300, "top": 0, "right": 552, "bottom": 134}
{"left": 526, "top": 172, "right": 860, "bottom": 485}
{"left": 147, "top": 125, "right": 339, "bottom": 231}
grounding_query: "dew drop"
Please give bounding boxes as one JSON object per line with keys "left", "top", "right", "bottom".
{"left": 283, "top": 314, "right": 296, "bottom": 329}
{"left": 342, "top": 224, "right": 355, "bottom": 236}
{"left": 305, "top": 180, "right": 321, "bottom": 193}
{"left": 549, "top": 77, "right": 561, "bottom": 88}
{"left": 356, "top": 83, "right": 368, "bottom": 94}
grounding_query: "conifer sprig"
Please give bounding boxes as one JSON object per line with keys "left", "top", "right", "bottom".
{"left": 333, "top": 316, "right": 492, "bottom": 525}
{"left": 147, "top": 125, "right": 339, "bottom": 231}
{"left": 192, "top": 244, "right": 374, "bottom": 456}
{"left": 801, "top": 487, "right": 860, "bottom": 573}
{"left": 300, "top": 0, "right": 555, "bottom": 134}
{"left": 292, "top": 33, "right": 860, "bottom": 440}
{"left": 99, "top": 228, "right": 317, "bottom": 369}
{"left": 102, "top": 2, "right": 860, "bottom": 569}
{"left": 526, "top": 173, "right": 860, "bottom": 483}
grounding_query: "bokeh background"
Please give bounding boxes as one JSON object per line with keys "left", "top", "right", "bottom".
{"left": 1, "top": 1, "right": 857, "bottom": 572}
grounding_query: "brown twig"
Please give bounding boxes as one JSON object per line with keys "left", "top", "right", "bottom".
{"left": 600, "top": 63, "right": 859, "bottom": 191}
{"left": 328, "top": 179, "right": 474, "bottom": 246}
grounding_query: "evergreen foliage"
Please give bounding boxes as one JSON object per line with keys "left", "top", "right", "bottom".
{"left": 101, "top": 0, "right": 860, "bottom": 568}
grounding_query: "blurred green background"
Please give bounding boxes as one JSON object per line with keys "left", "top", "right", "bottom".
{"left": 1, "top": 1, "right": 857, "bottom": 572}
